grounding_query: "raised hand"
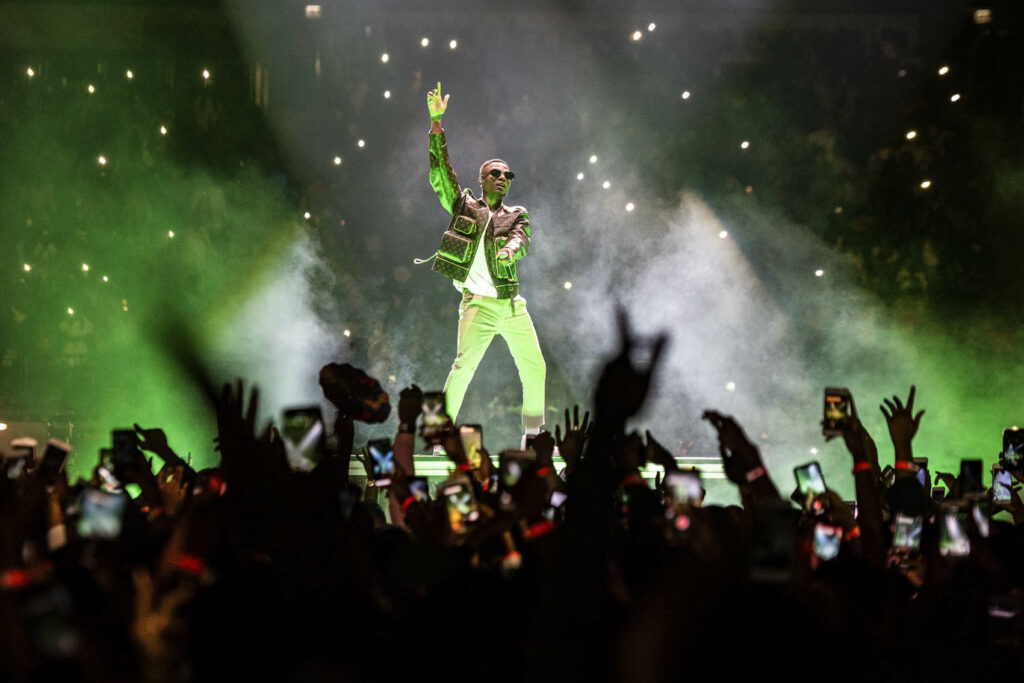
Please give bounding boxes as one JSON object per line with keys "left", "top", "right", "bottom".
{"left": 427, "top": 82, "right": 449, "bottom": 121}
{"left": 533, "top": 431, "right": 556, "bottom": 470}
{"left": 645, "top": 430, "right": 679, "bottom": 473}
{"left": 554, "top": 405, "right": 591, "bottom": 477}
{"left": 701, "top": 410, "right": 765, "bottom": 487}
{"left": 593, "top": 307, "right": 667, "bottom": 430}
{"left": 397, "top": 384, "right": 424, "bottom": 431}
{"left": 879, "top": 385, "right": 925, "bottom": 460}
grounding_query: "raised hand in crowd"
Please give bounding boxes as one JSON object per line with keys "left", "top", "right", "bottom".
{"left": 879, "top": 385, "right": 925, "bottom": 464}
{"left": 554, "top": 404, "right": 590, "bottom": 478}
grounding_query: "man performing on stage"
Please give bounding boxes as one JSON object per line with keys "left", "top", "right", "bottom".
{"left": 425, "top": 83, "right": 546, "bottom": 444}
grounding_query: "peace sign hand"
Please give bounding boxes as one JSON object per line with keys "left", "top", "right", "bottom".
{"left": 427, "top": 82, "right": 449, "bottom": 121}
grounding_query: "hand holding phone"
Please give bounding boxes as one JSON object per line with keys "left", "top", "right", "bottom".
{"left": 822, "top": 387, "right": 852, "bottom": 437}
{"left": 365, "top": 438, "right": 395, "bottom": 487}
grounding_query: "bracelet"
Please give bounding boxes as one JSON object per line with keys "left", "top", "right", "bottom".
{"left": 745, "top": 466, "right": 766, "bottom": 483}
{"left": 894, "top": 460, "right": 914, "bottom": 470}
{"left": 522, "top": 519, "right": 555, "bottom": 540}
{"left": 401, "top": 496, "right": 416, "bottom": 514}
{"left": 173, "top": 554, "right": 206, "bottom": 576}
{"left": 846, "top": 526, "right": 862, "bottom": 540}
{"left": 621, "top": 473, "right": 645, "bottom": 488}
{"left": 536, "top": 466, "right": 552, "bottom": 477}
{"left": 852, "top": 462, "right": 873, "bottom": 474}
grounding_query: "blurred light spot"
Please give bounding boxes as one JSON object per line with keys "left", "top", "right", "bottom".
{"left": 126, "top": 70, "right": 133, "bottom": 80}
{"left": 589, "top": 154, "right": 597, "bottom": 164}
{"left": 304, "top": 211, "right": 311, "bottom": 219}
{"left": 87, "top": 84, "right": 95, "bottom": 93}
{"left": 357, "top": 139, "right": 366, "bottom": 148}
{"left": 740, "top": 140, "right": 750, "bottom": 149}
{"left": 897, "top": 69, "right": 907, "bottom": 78}
{"left": 81, "top": 264, "right": 89, "bottom": 272}
{"left": 305, "top": 4, "right": 322, "bottom": 19}
{"left": 810, "top": 447, "right": 819, "bottom": 455}
{"left": 333, "top": 156, "right": 342, "bottom": 165}
{"left": 159, "top": 125, "right": 167, "bottom": 135}
{"left": 625, "top": 202, "right": 635, "bottom": 212}
{"left": 449, "top": 39, "right": 458, "bottom": 49}
{"left": 102, "top": 276, "right": 109, "bottom": 282}
{"left": 718, "top": 230, "right": 727, "bottom": 239}
{"left": 23, "top": 264, "right": 31, "bottom": 272}
{"left": 0, "top": 423, "right": 6, "bottom": 431}
{"left": 576, "top": 172, "right": 584, "bottom": 180}
{"left": 381, "top": 53, "right": 389, "bottom": 63}
{"left": 343, "top": 329, "right": 351, "bottom": 337}
{"left": 815, "top": 269, "right": 824, "bottom": 277}
{"left": 602, "top": 180, "right": 610, "bottom": 189}
{"left": 938, "top": 65, "right": 949, "bottom": 76}
{"left": 631, "top": 30, "right": 643, "bottom": 41}
{"left": 675, "top": 515, "right": 690, "bottom": 531}
{"left": 681, "top": 90, "right": 691, "bottom": 99}
{"left": 389, "top": 375, "right": 396, "bottom": 383}
{"left": 906, "top": 130, "right": 917, "bottom": 140}
{"left": 745, "top": 185, "right": 753, "bottom": 194}
{"left": 648, "top": 22, "right": 656, "bottom": 31}
{"left": 26, "top": 67, "right": 34, "bottom": 77}
{"left": 920, "top": 180, "right": 931, "bottom": 189}
{"left": 67, "top": 308, "right": 74, "bottom": 316}
{"left": 168, "top": 230, "right": 175, "bottom": 238}
{"left": 950, "top": 93, "right": 961, "bottom": 102}
{"left": 383, "top": 90, "right": 391, "bottom": 99}
{"left": 563, "top": 281, "right": 572, "bottom": 290}
{"left": 97, "top": 156, "right": 107, "bottom": 165}
{"left": 420, "top": 37, "right": 430, "bottom": 47}
{"left": 974, "top": 9, "right": 992, "bottom": 24}
{"left": 202, "top": 69, "right": 211, "bottom": 80}
{"left": 726, "top": 381, "right": 736, "bottom": 391}
{"left": 834, "top": 206, "right": 843, "bottom": 214}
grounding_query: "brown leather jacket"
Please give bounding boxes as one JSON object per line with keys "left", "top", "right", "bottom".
{"left": 427, "top": 131, "right": 530, "bottom": 300}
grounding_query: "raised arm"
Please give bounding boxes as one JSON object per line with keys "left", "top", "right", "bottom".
{"left": 427, "top": 82, "right": 461, "bottom": 214}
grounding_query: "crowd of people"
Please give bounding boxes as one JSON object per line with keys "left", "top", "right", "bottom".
{"left": 0, "top": 313, "right": 1021, "bottom": 682}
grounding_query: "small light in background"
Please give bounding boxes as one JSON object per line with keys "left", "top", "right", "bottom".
{"left": 102, "top": 275, "right": 109, "bottom": 282}
{"left": 383, "top": 90, "right": 391, "bottom": 99}
{"left": 343, "top": 329, "right": 351, "bottom": 337}
{"left": 202, "top": 69, "right": 211, "bottom": 80}
{"left": 449, "top": 39, "right": 458, "bottom": 49}
{"left": 602, "top": 180, "right": 611, "bottom": 189}
{"left": 67, "top": 308, "right": 74, "bottom": 316}
{"left": 726, "top": 381, "right": 736, "bottom": 392}
{"left": 740, "top": 140, "right": 750, "bottom": 149}
{"left": 388, "top": 375, "right": 397, "bottom": 383}
{"left": 938, "top": 65, "right": 949, "bottom": 76}
{"left": 168, "top": 230, "right": 175, "bottom": 237}
{"left": 305, "top": 4, "right": 322, "bottom": 19}
{"left": 563, "top": 281, "right": 573, "bottom": 290}
{"left": 381, "top": 53, "right": 389, "bottom": 63}
{"left": 126, "top": 70, "right": 133, "bottom": 80}
{"left": 333, "top": 156, "right": 342, "bottom": 165}
{"left": 625, "top": 202, "right": 635, "bottom": 212}
{"left": 834, "top": 206, "right": 843, "bottom": 214}
{"left": 23, "top": 264, "right": 31, "bottom": 272}
{"left": 81, "top": 264, "right": 89, "bottom": 272}
{"left": 815, "top": 269, "right": 825, "bottom": 277}
{"left": 974, "top": 9, "right": 992, "bottom": 24}
{"left": 589, "top": 154, "right": 598, "bottom": 164}
{"left": 97, "top": 156, "right": 107, "bottom": 165}
{"left": 950, "top": 93, "right": 961, "bottom": 102}
{"left": 159, "top": 125, "right": 168, "bottom": 135}
{"left": 87, "top": 84, "right": 95, "bottom": 93}
{"left": 906, "top": 130, "right": 917, "bottom": 140}
{"left": 26, "top": 67, "right": 34, "bottom": 78}
{"left": 897, "top": 69, "right": 907, "bottom": 78}
{"left": 357, "top": 139, "right": 365, "bottom": 148}
{"left": 745, "top": 185, "right": 753, "bottom": 194}
{"left": 718, "top": 230, "right": 728, "bottom": 239}
{"left": 304, "top": 211, "right": 311, "bottom": 219}
{"left": 420, "top": 37, "right": 430, "bottom": 47}
{"left": 576, "top": 172, "right": 584, "bottom": 180}
{"left": 681, "top": 90, "right": 691, "bottom": 99}
{"left": 631, "top": 30, "right": 643, "bottom": 41}
{"left": 648, "top": 22, "right": 656, "bottom": 32}
{"left": 920, "top": 180, "right": 932, "bottom": 189}
{"left": 810, "top": 447, "right": 819, "bottom": 455}
{"left": 0, "top": 423, "right": 6, "bottom": 431}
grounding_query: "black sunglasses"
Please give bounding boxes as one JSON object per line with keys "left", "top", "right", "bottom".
{"left": 487, "top": 169, "right": 516, "bottom": 181}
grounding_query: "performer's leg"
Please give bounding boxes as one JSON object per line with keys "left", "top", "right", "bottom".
{"left": 443, "top": 293, "right": 499, "bottom": 422}
{"left": 498, "top": 298, "right": 546, "bottom": 429}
